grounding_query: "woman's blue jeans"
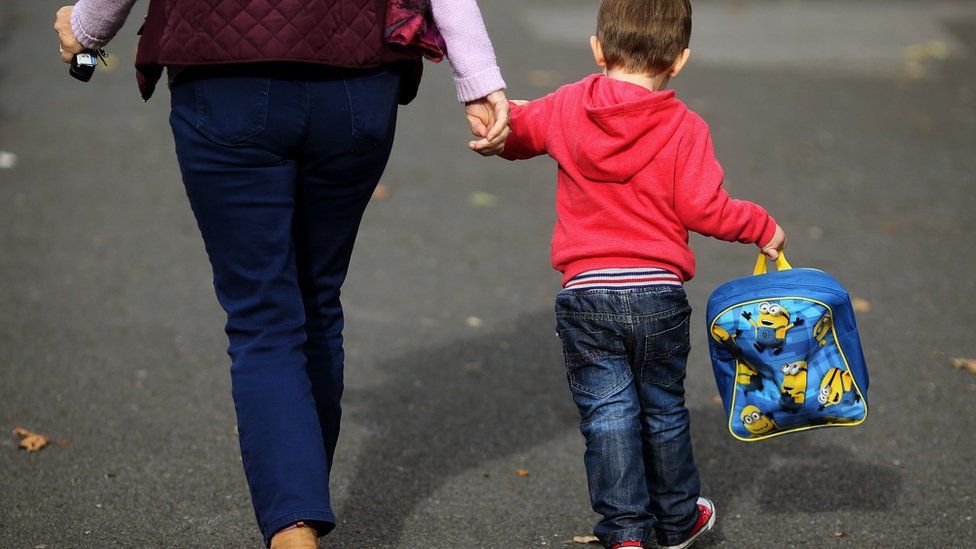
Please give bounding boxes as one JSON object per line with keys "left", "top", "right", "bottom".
{"left": 169, "top": 64, "right": 401, "bottom": 546}
{"left": 555, "top": 286, "right": 702, "bottom": 547}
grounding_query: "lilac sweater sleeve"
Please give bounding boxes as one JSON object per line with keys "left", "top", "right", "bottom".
{"left": 70, "top": 0, "right": 137, "bottom": 50}
{"left": 70, "top": 0, "right": 506, "bottom": 101}
{"left": 429, "top": 0, "right": 506, "bottom": 102}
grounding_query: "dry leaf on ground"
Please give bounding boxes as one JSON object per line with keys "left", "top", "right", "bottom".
{"left": 572, "top": 535, "right": 600, "bottom": 544}
{"left": 515, "top": 469, "right": 530, "bottom": 477}
{"left": 468, "top": 191, "right": 498, "bottom": 208}
{"left": 852, "top": 298, "right": 871, "bottom": 313}
{"left": 372, "top": 184, "right": 392, "bottom": 200}
{"left": 949, "top": 358, "right": 976, "bottom": 375}
{"left": 11, "top": 427, "right": 70, "bottom": 453}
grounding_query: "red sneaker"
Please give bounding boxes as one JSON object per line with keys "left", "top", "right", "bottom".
{"left": 660, "top": 497, "right": 716, "bottom": 549}
{"left": 609, "top": 542, "right": 644, "bottom": 549}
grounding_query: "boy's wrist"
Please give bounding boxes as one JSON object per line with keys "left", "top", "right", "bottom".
{"left": 758, "top": 218, "right": 778, "bottom": 249}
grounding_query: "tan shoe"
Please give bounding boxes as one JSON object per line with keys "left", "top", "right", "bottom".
{"left": 270, "top": 523, "right": 318, "bottom": 549}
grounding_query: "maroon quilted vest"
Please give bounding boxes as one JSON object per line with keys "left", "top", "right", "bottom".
{"left": 135, "top": 0, "right": 420, "bottom": 100}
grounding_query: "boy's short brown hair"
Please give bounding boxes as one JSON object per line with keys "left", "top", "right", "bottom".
{"left": 597, "top": 0, "right": 692, "bottom": 75}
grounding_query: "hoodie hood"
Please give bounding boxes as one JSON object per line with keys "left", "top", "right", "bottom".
{"left": 573, "top": 74, "right": 688, "bottom": 183}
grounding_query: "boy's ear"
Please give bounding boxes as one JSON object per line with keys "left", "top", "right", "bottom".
{"left": 590, "top": 36, "right": 607, "bottom": 68}
{"left": 669, "top": 48, "right": 691, "bottom": 77}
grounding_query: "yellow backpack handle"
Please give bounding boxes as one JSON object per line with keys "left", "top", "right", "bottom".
{"left": 753, "top": 252, "right": 793, "bottom": 276}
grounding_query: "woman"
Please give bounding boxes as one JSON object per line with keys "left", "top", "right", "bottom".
{"left": 54, "top": 1, "right": 509, "bottom": 547}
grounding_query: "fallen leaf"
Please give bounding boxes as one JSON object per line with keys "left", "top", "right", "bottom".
{"left": 516, "top": 469, "right": 530, "bottom": 477}
{"left": 949, "top": 358, "right": 976, "bottom": 375}
{"left": 882, "top": 222, "right": 901, "bottom": 235}
{"left": 468, "top": 191, "right": 498, "bottom": 208}
{"left": 852, "top": 298, "right": 871, "bottom": 313}
{"left": 466, "top": 316, "right": 484, "bottom": 328}
{"left": 904, "top": 40, "right": 949, "bottom": 62}
{"left": 834, "top": 531, "right": 847, "bottom": 537}
{"left": 372, "top": 184, "right": 392, "bottom": 200}
{"left": 11, "top": 427, "right": 70, "bottom": 453}
{"left": 572, "top": 535, "right": 600, "bottom": 544}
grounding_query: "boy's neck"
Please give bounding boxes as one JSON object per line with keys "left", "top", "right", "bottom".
{"left": 604, "top": 67, "right": 670, "bottom": 92}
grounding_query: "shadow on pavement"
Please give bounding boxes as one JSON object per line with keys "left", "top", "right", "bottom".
{"left": 338, "top": 310, "right": 577, "bottom": 544}
{"left": 339, "top": 310, "right": 901, "bottom": 545}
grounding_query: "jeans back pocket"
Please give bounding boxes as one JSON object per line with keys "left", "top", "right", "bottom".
{"left": 641, "top": 306, "right": 692, "bottom": 386}
{"left": 343, "top": 67, "right": 401, "bottom": 145}
{"left": 193, "top": 76, "right": 270, "bottom": 145}
{"left": 559, "top": 327, "right": 632, "bottom": 399}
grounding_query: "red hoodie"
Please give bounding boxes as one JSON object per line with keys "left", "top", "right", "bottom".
{"left": 500, "top": 74, "right": 776, "bottom": 285}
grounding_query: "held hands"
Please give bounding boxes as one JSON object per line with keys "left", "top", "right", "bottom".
{"left": 465, "top": 90, "right": 511, "bottom": 156}
{"left": 55, "top": 6, "right": 84, "bottom": 63}
{"left": 760, "top": 224, "right": 787, "bottom": 260}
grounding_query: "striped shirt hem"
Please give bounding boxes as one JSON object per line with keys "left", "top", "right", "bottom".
{"left": 564, "top": 268, "right": 682, "bottom": 289}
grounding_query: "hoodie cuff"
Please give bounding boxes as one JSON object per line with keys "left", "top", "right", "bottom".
{"left": 455, "top": 66, "right": 506, "bottom": 103}
{"left": 71, "top": 7, "right": 110, "bottom": 50}
{"left": 757, "top": 215, "right": 778, "bottom": 248}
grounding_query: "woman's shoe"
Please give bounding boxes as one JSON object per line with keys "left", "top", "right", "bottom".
{"left": 270, "top": 522, "right": 318, "bottom": 549}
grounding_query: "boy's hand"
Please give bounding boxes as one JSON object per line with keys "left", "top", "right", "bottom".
{"left": 466, "top": 90, "right": 510, "bottom": 156}
{"left": 760, "top": 224, "right": 787, "bottom": 260}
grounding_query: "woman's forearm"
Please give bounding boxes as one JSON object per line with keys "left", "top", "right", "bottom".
{"left": 70, "top": 0, "right": 138, "bottom": 49}
{"left": 430, "top": 0, "right": 506, "bottom": 102}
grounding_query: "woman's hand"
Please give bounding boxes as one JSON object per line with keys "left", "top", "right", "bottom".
{"left": 55, "top": 6, "right": 84, "bottom": 63}
{"left": 465, "top": 90, "right": 510, "bottom": 156}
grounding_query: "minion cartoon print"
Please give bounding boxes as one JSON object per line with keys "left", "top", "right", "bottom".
{"left": 736, "top": 359, "right": 764, "bottom": 394}
{"left": 813, "top": 313, "right": 832, "bottom": 347}
{"left": 818, "top": 367, "right": 860, "bottom": 410}
{"left": 740, "top": 405, "right": 778, "bottom": 437}
{"left": 742, "top": 302, "right": 804, "bottom": 355}
{"left": 778, "top": 361, "right": 808, "bottom": 412}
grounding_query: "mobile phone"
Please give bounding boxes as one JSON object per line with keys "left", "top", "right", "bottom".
{"left": 69, "top": 49, "right": 103, "bottom": 82}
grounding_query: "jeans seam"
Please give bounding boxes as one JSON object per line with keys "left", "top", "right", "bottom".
{"left": 570, "top": 369, "right": 633, "bottom": 402}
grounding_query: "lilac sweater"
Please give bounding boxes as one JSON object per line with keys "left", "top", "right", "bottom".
{"left": 70, "top": 0, "right": 505, "bottom": 102}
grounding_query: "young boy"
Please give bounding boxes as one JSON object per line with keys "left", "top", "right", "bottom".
{"left": 490, "top": 1, "right": 786, "bottom": 547}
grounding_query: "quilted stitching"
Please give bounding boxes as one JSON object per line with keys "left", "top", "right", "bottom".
{"left": 158, "top": 0, "right": 382, "bottom": 66}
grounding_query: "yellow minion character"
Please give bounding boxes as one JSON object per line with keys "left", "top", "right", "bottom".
{"left": 740, "top": 405, "right": 778, "bottom": 436}
{"left": 712, "top": 324, "right": 742, "bottom": 349}
{"left": 736, "top": 359, "right": 764, "bottom": 394}
{"left": 742, "top": 302, "right": 805, "bottom": 355}
{"left": 817, "top": 368, "right": 859, "bottom": 410}
{"left": 778, "top": 361, "right": 808, "bottom": 411}
{"left": 813, "top": 314, "right": 832, "bottom": 347}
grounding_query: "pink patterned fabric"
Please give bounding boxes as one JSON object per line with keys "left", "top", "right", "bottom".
{"left": 386, "top": 0, "right": 447, "bottom": 62}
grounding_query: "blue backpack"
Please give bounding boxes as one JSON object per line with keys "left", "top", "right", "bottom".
{"left": 706, "top": 254, "right": 869, "bottom": 441}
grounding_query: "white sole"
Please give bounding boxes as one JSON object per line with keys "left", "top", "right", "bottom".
{"left": 661, "top": 497, "right": 716, "bottom": 549}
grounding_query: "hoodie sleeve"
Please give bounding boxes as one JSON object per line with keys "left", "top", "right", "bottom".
{"left": 499, "top": 93, "right": 557, "bottom": 161}
{"left": 674, "top": 126, "right": 777, "bottom": 246}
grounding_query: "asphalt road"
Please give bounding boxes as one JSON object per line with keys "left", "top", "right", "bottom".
{"left": 1, "top": 1, "right": 974, "bottom": 547}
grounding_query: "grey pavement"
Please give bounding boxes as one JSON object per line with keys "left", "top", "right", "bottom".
{"left": 1, "top": 1, "right": 974, "bottom": 547}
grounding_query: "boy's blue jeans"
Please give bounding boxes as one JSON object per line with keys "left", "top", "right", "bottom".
{"left": 168, "top": 64, "right": 401, "bottom": 546}
{"left": 555, "top": 285, "right": 702, "bottom": 547}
